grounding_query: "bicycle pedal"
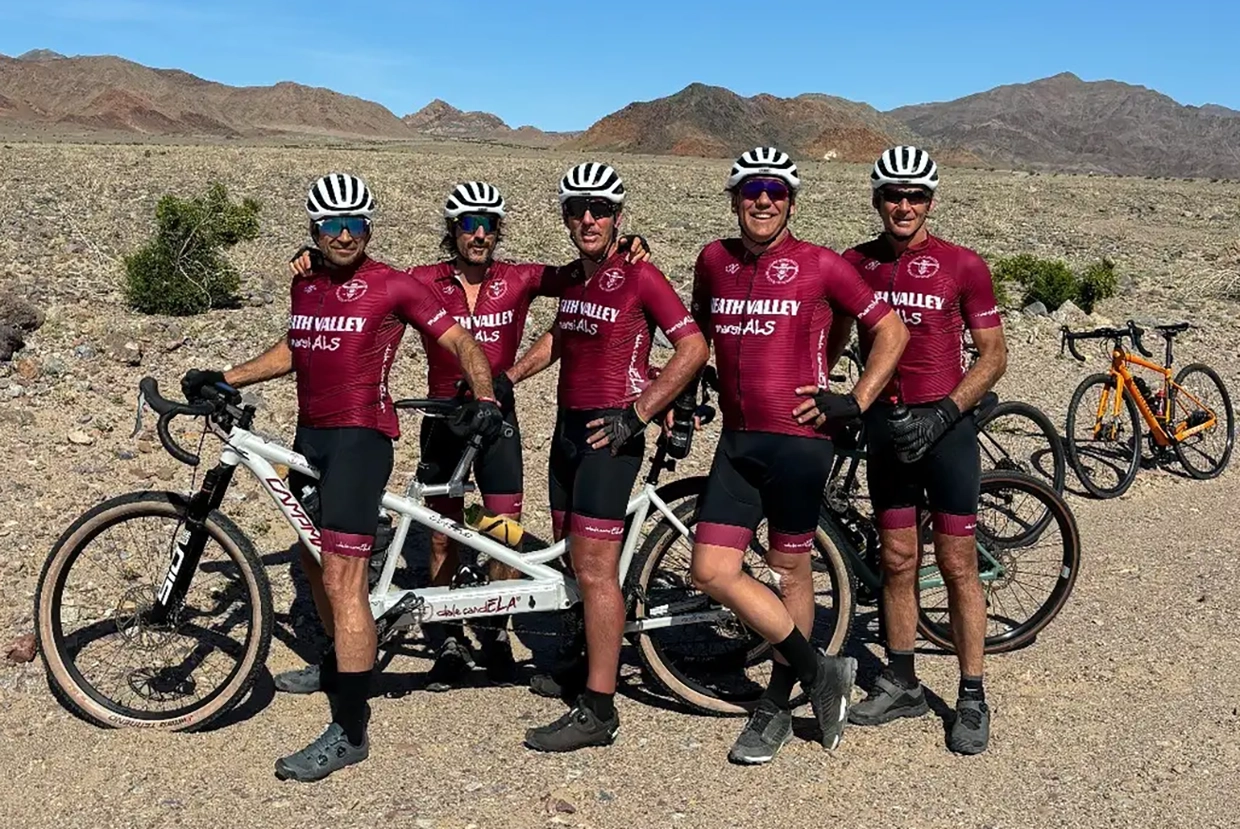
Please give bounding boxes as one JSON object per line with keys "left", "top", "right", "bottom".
{"left": 375, "top": 593, "right": 426, "bottom": 644}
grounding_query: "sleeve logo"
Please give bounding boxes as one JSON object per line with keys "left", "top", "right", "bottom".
{"left": 765, "top": 258, "right": 800, "bottom": 284}
{"left": 907, "top": 255, "right": 940, "bottom": 278}
{"left": 336, "top": 278, "right": 369, "bottom": 302}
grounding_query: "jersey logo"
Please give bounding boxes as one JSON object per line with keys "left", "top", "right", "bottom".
{"left": 597, "top": 268, "right": 626, "bottom": 292}
{"left": 726, "top": 262, "right": 740, "bottom": 274}
{"left": 865, "top": 260, "right": 881, "bottom": 271}
{"left": 907, "top": 255, "right": 940, "bottom": 278}
{"left": 336, "top": 278, "right": 369, "bottom": 302}
{"left": 486, "top": 278, "right": 508, "bottom": 300}
{"left": 303, "top": 282, "right": 318, "bottom": 292}
{"left": 765, "top": 258, "right": 799, "bottom": 284}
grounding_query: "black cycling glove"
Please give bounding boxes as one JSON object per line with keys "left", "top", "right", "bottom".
{"left": 596, "top": 403, "right": 648, "bottom": 455}
{"left": 450, "top": 397, "right": 505, "bottom": 441}
{"left": 810, "top": 390, "right": 862, "bottom": 427}
{"left": 892, "top": 397, "right": 961, "bottom": 463}
{"left": 492, "top": 372, "right": 516, "bottom": 412}
{"left": 290, "top": 245, "right": 325, "bottom": 271}
{"left": 181, "top": 368, "right": 225, "bottom": 402}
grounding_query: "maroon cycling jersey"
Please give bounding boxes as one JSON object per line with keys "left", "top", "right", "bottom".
{"left": 844, "top": 233, "right": 1001, "bottom": 405}
{"left": 554, "top": 254, "right": 699, "bottom": 410}
{"left": 409, "top": 260, "right": 562, "bottom": 398}
{"left": 692, "top": 234, "right": 892, "bottom": 438}
{"left": 288, "top": 256, "right": 455, "bottom": 439}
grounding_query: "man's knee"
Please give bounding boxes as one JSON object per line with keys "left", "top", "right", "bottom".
{"left": 690, "top": 542, "right": 744, "bottom": 596}
{"left": 321, "top": 553, "right": 369, "bottom": 600}
{"left": 934, "top": 530, "right": 979, "bottom": 583}
{"left": 879, "top": 525, "right": 920, "bottom": 579}
{"left": 765, "top": 548, "right": 812, "bottom": 584}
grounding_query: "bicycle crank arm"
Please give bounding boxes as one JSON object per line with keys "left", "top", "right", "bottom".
{"left": 624, "top": 607, "right": 734, "bottom": 634}
{"left": 375, "top": 592, "right": 427, "bottom": 646}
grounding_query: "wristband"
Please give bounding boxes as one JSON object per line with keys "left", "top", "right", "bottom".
{"left": 477, "top": 396, "right": 498, "bottom": 404}
{"left": 631, "top": 402, "right": 650, "bottom": 425}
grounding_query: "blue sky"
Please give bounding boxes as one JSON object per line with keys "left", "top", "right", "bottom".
{"left": 2, "top": 0, "right": 1235, "bottom": 131}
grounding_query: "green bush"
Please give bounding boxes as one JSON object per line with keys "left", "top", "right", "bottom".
{"left": 123, "top": 182, "right": 260, "bottom": 315}
{"left": 1077, "top": 257, "right": 1119, "bottom": 314}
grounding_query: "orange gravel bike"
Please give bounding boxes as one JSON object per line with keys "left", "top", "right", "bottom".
{"left": 1061, "top": 320, "right": 1234, "bottom": 499}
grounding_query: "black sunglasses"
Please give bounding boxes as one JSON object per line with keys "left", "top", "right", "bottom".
{"left": 564, "top": 197, "right": 619, "bottom": 220}
{"left": 879, "top": 188, "right": 933, "bottom": 206}
{"left": 456, "top": 213, "right": 500, "bottom": 234}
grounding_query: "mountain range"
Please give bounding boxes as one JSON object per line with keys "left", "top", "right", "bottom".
{"left": 2, "top": 50, "right": 1236, "bottom": 178}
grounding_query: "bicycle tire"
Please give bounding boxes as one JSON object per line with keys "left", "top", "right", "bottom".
{"left": 916, "top": 471, "right": 1081, "bottom": 653}
{"left": 977, "top": 400, "right": 1066, "bottom": 494}
{"left": 1065, "top": 372, "right": 1142, "bottom": 499}
{"left": 627, "top": 496, "right": 856, "bottom": 716}
{"left": 1170, "top": 362, "right": 1236, "bottom": 479}
{"left": 36, "top": 491, "right": 273, "bottom": 731}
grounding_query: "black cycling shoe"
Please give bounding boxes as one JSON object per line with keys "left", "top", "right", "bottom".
{"left": 273, "top": 663, "right": 322, "bottom": 695}
{"left": 425, "top": 636, "right": 474, "bottom": 693}
{"left": 847, "top": 669, "right": 929, "bottom": 726}
{"left": 524, "top": 698, "right": 619, "bottom": 753}
{"left": 274, "top": 715, "right": 369, "bottom": 783}
{"left": 482, "top": 636, "right": 519, "bottom": 686}
{"left": 728, "top": 699, "right": 793, "bottom": 765}
{"left": 806, "top": 652, "right": 857, "bottom": 750}
{"left": 948, "top": 698, "right": 990, "bottom": 755}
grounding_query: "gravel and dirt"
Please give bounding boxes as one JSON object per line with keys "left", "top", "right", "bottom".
{"left": 1, "top": 142, "right": 1238, "bottom": 828}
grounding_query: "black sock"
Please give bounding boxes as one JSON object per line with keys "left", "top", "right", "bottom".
{"left": 332, "top": 670, "right": 372, "bottom": 746}
{"left": 762, "top": 661, "right": 798, "bottom": 710}
{"left": 580, "top": 687, "right": 615, "bottom": 721}
{"left": 887, "top": 648, "right": 916, "bottom": 687}
{"left": 773, "top": 628, "right": 819, "bottom": 689}
{"left": 959, "top": 675, "right": 985, "bottom": 702}
{"left": 320, "top": 647, "right": 338, "bottom": 694}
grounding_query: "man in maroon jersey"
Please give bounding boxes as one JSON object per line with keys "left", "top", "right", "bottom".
{"left": 838, "top": 146, "right": 1007, "bottom": 755}
{"left": 506, "top": 161, "right": 709, "bottom": 752}
{"left": 181, "top": 173, "right": 502, "bottom": 782}
{"left": 689, "top": 147, "right": 908, "bottom": 765}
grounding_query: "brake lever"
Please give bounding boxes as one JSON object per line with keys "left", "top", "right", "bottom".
{"left": 131, "top": 388, "right": 148, "bottom": 438}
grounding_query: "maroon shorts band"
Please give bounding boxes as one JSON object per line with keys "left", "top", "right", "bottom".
{"left": 483, "top": 493, "right": 523, "bottom": 516}
{"left": 322, "top": 529, "right": 374, "bottom": 558}
{"left": 694, "top": 522, "right": 754, "bottom": 551}
{"left": 569, "top": 514, "right": 625, "bottom": 541}
{"left": 933, "top": 512, "right": 977, "bottom": 537}
{"left": 769, "top": 530, "right": 814, "bottom": 554}
{"left": 877, "top": 507, "right": 918, "bottom": 530}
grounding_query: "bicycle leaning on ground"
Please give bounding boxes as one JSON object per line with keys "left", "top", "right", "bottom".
{"left": 812, "top": 396, "right": 1082, "bottom": 654}
{"left": 1061, "top": 319, "right": 1235, "bottom": 499}
{"left": 34, "top": 375, "right": 805, "bottom": 730}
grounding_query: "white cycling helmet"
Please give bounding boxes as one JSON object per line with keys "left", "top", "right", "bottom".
{"left": 306, "top": 172, "right": 376, "bottom": 219}
{"left": 725, "top": 146, "right": 801, "bottom": 192}
{"left": 558, "top": 161, "right": 625, "bottom": 205}
{"left": 871, "top": 146, "right": 939, "bottom": 191}
{"left": 444, "top": 181, "right": 506, "bottom": 219}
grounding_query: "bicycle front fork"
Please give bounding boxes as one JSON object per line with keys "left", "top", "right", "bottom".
{"left": 149, "top": 463, "right": 236, "bottom": 624}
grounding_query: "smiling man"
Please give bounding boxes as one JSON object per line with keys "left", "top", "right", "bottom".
{"left": 506, "top": 161, "right": 708, "bottom": 752}
{"left": 838, "top": 146, "right": 1007, "bottom": 755}
{"left": 687, "top": 147, "right": 907, "bottom": 765}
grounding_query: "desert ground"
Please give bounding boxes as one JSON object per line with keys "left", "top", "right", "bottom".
{"left": 1, "top": 142, "right": 1238, "bottom": 829}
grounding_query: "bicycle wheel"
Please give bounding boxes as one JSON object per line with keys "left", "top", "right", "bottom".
{"left": 977, "top": 400, "right": 1066, "bottom": 494}
{"left": 1065, "top": 373, "right": 1142, "bottom": 498}
{"left": 627, "top": 496, "right": 856, "bottom": 716}
{"left": 916, "top": 471, "right": 1081, "bottom": 653}
{"left": 1170, "top": 362, "right": 1235, "bottom": 479}
{"left": 36, "top": 491, "right": 273, "bottom": 731}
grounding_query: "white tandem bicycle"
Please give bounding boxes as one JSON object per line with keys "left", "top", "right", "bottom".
{"left": 34, "top": 376, "right": 853, "bottom": 731}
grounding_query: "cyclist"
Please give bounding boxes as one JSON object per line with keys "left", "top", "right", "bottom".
{"left": 285, "top": 182, "right": 649, "bottom": 692}
{"left": 181, "top": 172, "right": 504, "bottom": 782}
{"left": 688, "top": 147, "right": 908, "bottom": 765}
{"left": 504, "top": 161, "right": 709, "bottom": 752}
{"left": 838, "top": 146, "right": 1007, "bottom": 755}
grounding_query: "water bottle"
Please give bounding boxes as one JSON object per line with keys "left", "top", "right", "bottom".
{"left": 888, "top": 403, "right": 917, "bottom": 464}
{"left": 464, "top": 503, "right": 525, "bottom": 548}
{"left": 665, "top": 386, "right": 699, "bottom": 459}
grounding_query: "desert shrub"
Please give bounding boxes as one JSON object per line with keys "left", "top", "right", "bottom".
{"left": 124, "top": 182, "right": 260, "bottom": 315}
{"left": 992, "top": 254, "right": 1078, "bottom": 311}
{"left": 1077, "top": 257, "right": 1119, "bottom": 314}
